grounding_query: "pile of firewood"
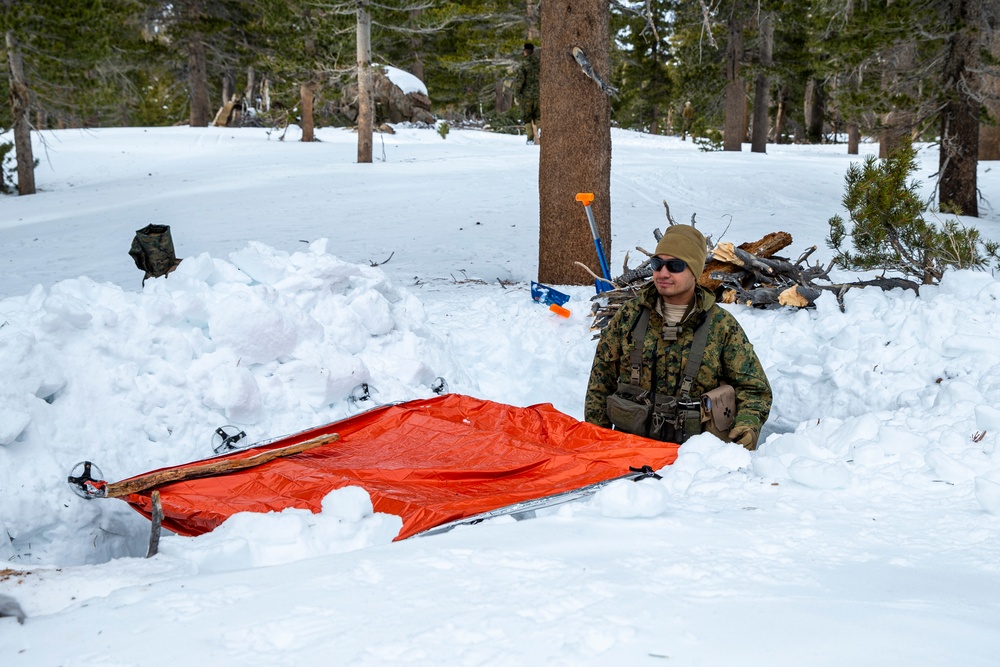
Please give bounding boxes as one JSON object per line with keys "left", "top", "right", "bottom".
{"left": 587, "top": 226, "right": 920, "bottom": 331}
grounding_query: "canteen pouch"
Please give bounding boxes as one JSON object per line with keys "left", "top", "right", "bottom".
{"left": 700, "top": 383, "right": 736, "bottom": 439}
{"left": 606, "top": 383, "right": 652, "bottom": 435}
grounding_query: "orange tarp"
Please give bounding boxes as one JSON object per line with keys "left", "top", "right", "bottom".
{"left": 121, "top": 394, "right": 680, "bottom": 540}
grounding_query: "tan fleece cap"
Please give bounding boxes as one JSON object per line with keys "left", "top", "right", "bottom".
{"left": 653, "top": 225, "right": 708, "bottom": 277}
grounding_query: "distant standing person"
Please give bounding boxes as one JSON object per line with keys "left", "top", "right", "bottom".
{"left": 515, "top": 43, "right": 541, "bottom": 145}
{"left": 681, "top": 100, "right": 695, "bottom": 141}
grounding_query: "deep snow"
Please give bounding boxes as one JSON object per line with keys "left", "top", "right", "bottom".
{"left": 1, "top": 124, "right": 1000, "bottom": 665}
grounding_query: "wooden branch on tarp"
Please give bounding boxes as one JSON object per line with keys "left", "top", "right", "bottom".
{"left": 104, "top": 433, "right": 340, "bottom": 498}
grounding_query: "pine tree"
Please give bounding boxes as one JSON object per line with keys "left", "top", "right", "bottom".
{"left": 827, "top": 139, "right": 998, "bottom": 285}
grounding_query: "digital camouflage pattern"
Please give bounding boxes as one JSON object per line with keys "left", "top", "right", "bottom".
{"left": 585, "top": 283, "right": 772, "bottom": 440}
{"left": 129, "top": 224, "right": 181, "bottom": 282}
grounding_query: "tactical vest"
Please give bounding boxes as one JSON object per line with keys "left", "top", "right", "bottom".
{"left": 604, "top": 307, "right": 710, "bottom": 443}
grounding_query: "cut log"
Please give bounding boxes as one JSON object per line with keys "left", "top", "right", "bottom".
{"left": 778, "top": 285, "right": 820, "bottom": 307}
{"left": 701, "top": 231, "right": 793, "bottom": 291}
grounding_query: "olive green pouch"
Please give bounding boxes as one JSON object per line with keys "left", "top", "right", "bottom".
{"left": 606, "top": 384, "right": 652, "bottom": 435}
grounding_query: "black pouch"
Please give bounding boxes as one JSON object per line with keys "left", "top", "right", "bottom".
{"left": 606, "top": 383, "right": 652, "bottom": 435}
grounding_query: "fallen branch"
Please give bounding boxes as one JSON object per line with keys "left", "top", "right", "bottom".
{"left": 104, "top": 433, "right": 340, "bottom": 498}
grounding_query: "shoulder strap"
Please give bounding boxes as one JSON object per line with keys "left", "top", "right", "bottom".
{"left": 628, "top": 307, "right": 651, "bottom": 385}
{"left": 678, "top": 316, "right": 711, "bottom": 399}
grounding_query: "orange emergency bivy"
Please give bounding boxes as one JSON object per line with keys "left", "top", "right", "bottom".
{"left": 118, "top": 394, "right": 680, "bottom": 540}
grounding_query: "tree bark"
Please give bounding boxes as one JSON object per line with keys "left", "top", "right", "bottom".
{"left": 723, "top": 13, "right": 744, "bottom": 151}
{"left": 804, "top": 78, "right": 825, "bottom": 143}
{"left": 356, "top": 0, "right": 373, "bottom": 164}
{"left": 300, "top": 80, "right": 319, "bottom": 142}
{"left": 5, "top": 32, "right": 35, "bottom": 195}
{"left": 525, "top": 0, "right": 540, "bottom": 42}
{"left": 879, "top": 41, "right": 917, "bottom": 158}
{"left": 980, "top": 24, "right": 1000, "bottom": 160}
{"left": 187, "top": 34, "right": 210, "bottom": 127}
{"left": 408, "top": 8, "right": 425, "bottom": 82}
{"left": 773, "top": 83, "right": 789, "bottom": 143}
{"left": 847, "top": 122, "right": 860, "bottom": 155}
{"left": 938, "top": 0, "right": 980, "bottom": 215}
{"left": 750, "top": 12, "right": 773, "bottom": 154}
{"left": 538, "top": 0, "right": 612, "bottom": 285}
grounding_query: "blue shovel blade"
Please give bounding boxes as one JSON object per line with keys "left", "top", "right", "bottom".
{"left": 531, "top": 281, "right": 571, "bottom": 306}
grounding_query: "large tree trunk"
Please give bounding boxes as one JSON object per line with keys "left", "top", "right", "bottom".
{"left": 538, "top": 0, "right": 611, "bottom": 285}
{"left": 5, "top": 32, "right": 35, "bottom": 195}
{"left": 751, "top": 12, "right": 773, "bottom": 153}
{"left": 723, "top": 13, "right": 744, "bottom": 151}
{"left": 356, "top": 0, "right": 373, "bottom": 164}
{"left": 187, "top": 34, "right": 210, "bottom": 127}
{"left": 938, "top": 0, "right": 981, "bottom": 216}
{"left": 300, "top": 80, "right": 319, "bottom": 142}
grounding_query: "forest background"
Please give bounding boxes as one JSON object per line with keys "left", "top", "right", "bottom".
{"left": 3, "top": 0, "right": 1000, "bottom": 250}
{"left": 3, "top": 2, "right": 1000, "bottom": 151}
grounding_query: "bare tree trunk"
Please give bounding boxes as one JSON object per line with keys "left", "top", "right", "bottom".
{"left": 408, "top": 8, "right": 425, "bottom": 82}
{"left": 538, "top": 0, "right": 611, "bottom": 285}
{"left": 5, "top": 32, "right": 35, "bottom": 195}
{"left": 356, "top": 0, "right": 373, "bottom": 164}
{"left": 939, "top": 0, "right": 981, "bottom": 216}
{"left": 750, "top": 12, "right": 773, "bottom": 153}
{"left": 879, "top": 41, "right": 917, "bottom": 158}
{"left": 525, "top": 0, "right": 540, "bottom": 41}
{"left": 244, "top": 67, "right": 256, "bottom": 106}
{"left": 773, "top": 83, "right": 789, "bottom": 143}
{"left": 300, "top": 80, "right": 319, "bottom": 142}
{"left": 847, "top": 122, "right": 860, "bottom": 154}
{"left": 723, "top": 13, "right": 744, "bottom": 151}
{"left": 187, "top": 34, "right": 210, "bottom": 127}
{"left": 979, "top": 24, "right": 1000, "bottom": 160}
{"left": 804, "top": 78, "right": 825, "bottom": 143}
{"left": 222, "top": 73, "right": 234, "bottom": 106}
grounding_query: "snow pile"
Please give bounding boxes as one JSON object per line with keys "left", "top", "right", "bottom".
{"left": 0, "top": 239, "right": 462, "bottom": 564}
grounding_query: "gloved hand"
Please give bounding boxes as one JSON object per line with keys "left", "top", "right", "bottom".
{"left": 728, "top": 424, "right": 758, "bottom": 450}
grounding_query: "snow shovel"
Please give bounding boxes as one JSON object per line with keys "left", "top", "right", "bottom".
{"left": 575, "top": 193, "right": 614, "bottom": 294}
{"left": 530, "top": 281, "right": 570, "bottom": 307}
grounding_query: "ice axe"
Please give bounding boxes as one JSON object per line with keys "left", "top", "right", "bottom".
{"left": 576, "top": 193, "right": 614, "bottom": 294}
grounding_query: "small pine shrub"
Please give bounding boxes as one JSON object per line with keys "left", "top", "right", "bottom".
{"left": 693, "top": 127, "right": 723, "bottom": 152}
{"left": 436, "top": 121, "right": 450, "bottom": 140}
{"left": 0, "top": 136, "right": 15, "bottom": 194}
{"left": 827, "top": 138, "right": 999, "bottom": 284}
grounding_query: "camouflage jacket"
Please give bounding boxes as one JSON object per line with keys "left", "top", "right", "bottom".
{"left": 515, "top": 53, "right": 540, "bottom": 102}
{"left": 585, "top": 283, "right": 772, "bottom": 435}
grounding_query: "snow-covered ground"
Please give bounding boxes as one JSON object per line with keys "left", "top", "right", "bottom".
{"left": 2, "top": 125, "right": 1000, "bottom": 665}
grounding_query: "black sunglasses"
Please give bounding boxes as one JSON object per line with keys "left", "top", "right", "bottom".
{"left": 649, "top": 257, "right": 688, "bottom": 273}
